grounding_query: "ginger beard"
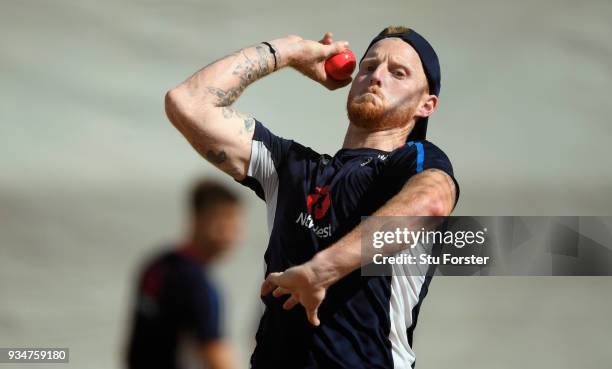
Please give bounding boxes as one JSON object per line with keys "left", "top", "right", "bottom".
{"left": 346, "top": 87, "right": 417, "bottom": 131}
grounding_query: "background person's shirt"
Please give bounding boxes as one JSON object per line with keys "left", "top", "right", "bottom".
{"left": 127, "top": 248, "right": 222, "bottom": 369}
{"left": 239, "top": 120, "right": 459, "bottom": 369}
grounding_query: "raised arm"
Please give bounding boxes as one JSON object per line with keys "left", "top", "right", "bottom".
{"left": 164, "top": 33, "right": 351, "bottom": 180}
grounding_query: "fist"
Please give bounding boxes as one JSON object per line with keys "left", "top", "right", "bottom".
{"left": 279, "top": 32, "right": 353, "bottom": 90}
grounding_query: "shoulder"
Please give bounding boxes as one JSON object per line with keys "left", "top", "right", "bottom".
{"left": 137, "top": 248, "right": 174, "bottom": 277}
{"left": 392, "top": 140, "right": 451, "bottom": 160}
{"left": 143, "top": 250, "right": 206, "bottom": 289}
{"left": 388, "top": 140, "right": 454, "bottom": 174}
{"left": 251, "top": 119, "right": 321, "bottom": 163}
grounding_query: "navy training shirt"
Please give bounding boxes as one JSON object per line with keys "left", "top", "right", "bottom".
{"left": 239, "top": 120, "right": 459, "bottom": 369}
{"left": 127, "top": 248, "right": 222, "bottom": 369}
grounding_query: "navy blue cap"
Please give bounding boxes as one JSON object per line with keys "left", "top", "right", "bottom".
{"left": 360, "top": 28, "right": 441, "bottom": 141}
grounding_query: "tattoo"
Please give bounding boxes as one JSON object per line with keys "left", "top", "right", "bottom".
{"left": 205, "top": 149, "right": 227, "bottom": 165}
{"left": 233, "top": 46, "right": 272, "bottom": 84}
{"left": 189, "top": 137, "right": 227, "bottom": 165}
{"left": 220, "top": 107, "right": 255, "bottom": 134}
{"left": 244, "top": 116, "right": 255, "bottom": 132}
{"left": 207, "top": 86, "right": 241, "bottom": 106}
{"left": 206, "top": 45, "right": 273, "bottom": 107}
{"left": 221, "top": 106, "right": 235, "bottom": 119}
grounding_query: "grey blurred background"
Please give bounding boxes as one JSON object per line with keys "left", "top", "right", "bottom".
{"left": 1, "top": 0, "right": 611, "bottom": 368}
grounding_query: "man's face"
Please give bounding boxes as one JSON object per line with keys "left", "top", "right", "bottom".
{"left": 193, "top": 203, "right": 243, "bottom": 259}
{"left": 347, "top": 38, "right": 434, "bottom": 130}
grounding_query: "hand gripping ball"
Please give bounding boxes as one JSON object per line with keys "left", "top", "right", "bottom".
{"left": 324, "top": 49, "right": 356, "bottom": 81}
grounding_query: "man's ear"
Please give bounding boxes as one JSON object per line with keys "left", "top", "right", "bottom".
{"left": 416, "top": 94, "right": 438, "bottom": 119}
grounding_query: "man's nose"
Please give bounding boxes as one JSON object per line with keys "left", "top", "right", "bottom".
{"left": 369, "top": 64, "right": 385, "bottom": 88}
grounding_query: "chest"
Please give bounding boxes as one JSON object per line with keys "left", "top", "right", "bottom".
{"left": 281, "top": 152, "right": 395, "bottom": 229}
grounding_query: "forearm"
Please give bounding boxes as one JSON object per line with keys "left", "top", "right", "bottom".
{"left": 173, "top": 42, "right": 286, "bottom": 108}
{"left": 309, "top": 170, "right": 456, "bottom": 286}
{"left": 309, "top": 196, "right": 434, "bottom": 287}
{"left": 166, "top": 32, "right": 348, "bottom": 115}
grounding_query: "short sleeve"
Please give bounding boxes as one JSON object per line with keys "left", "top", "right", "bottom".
{"left": 191, "top": 279, "right": 222, "bottom": 342}
{"left": 386, "top": 140, "right": 460, "bottom": 206}
{"left": 177, "top": 268, "right": 222, "bottom": 343}
{"left": 237, "top": 119, "right": 293, "bottom": 202}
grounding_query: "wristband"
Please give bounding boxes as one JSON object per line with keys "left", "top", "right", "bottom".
{"left": 261, "top": 41, "right": 278, "bottom": 71}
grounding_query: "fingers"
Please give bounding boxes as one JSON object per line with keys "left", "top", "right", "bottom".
{"left": 261, "top": 268, "right": 322, "bottom": 326}
{"left": 319, "top": 32, "right": 333, "bottom": 45}
{"left": 281, "top": 296, "right": 321, "bottom": 326}
{"left": 324, "top": 40, "right": 350, "bottom": 58}
{"left": 260, "top": 272, "right": 282, "bottom": 296}
{"left": 282, "top": 295, "right": 299, "bottom": 310}
{"left": 272, "top": 286, "right": 290, "bottom": 298}
{"left": 324, "top": 76, "right": 353, "bottom": 91}
{"left": 307, "top": 306, "right": 321, "bottom": 326}
{"left": 318, "top": 32, "right": 349, "bottom": 56}
{"left": 319, "top": 39, "right": 352, "bottom": 91}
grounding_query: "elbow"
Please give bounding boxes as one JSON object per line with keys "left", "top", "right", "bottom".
{"left": 427, "top": 197, "right": 448, "bottom": 217}
{"left": 164, "top": 87, "right": 213, "bottom": 129}
{"left": 164, "top": 88, "right": 182, "bottom": 126}
{"left": 409, "top": 191, "right": 450, "bottom": 217}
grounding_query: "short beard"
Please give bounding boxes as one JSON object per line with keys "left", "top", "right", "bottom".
{"left": 346, "top": 91, "right": 415, "bottom": 131}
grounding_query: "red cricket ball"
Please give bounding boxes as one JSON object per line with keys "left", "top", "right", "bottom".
{"left": 325, "top": 49, "right": 356, "bottom": 81}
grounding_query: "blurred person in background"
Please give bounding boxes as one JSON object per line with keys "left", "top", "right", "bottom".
{"left": 125, "top": 179, "right": 242, "bottom": 369}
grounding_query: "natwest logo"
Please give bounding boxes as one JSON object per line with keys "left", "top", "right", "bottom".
{"left": 306, "top": 185, "right": 331, "bottom": 220}
{"left": 296, "top": 185, "right": 333, "bottom": 238}
{"left": 295, "top": 212, "right": 332, "bottom": 238}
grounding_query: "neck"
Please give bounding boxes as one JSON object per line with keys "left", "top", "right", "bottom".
{"left": 342, "top": 121, "right": 415, "bottom": 152}
{"left": 181, "top": 235, "right": 213, "bottom": 264}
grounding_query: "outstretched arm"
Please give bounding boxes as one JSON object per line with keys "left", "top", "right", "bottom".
{"left": 261, "top": 168, "right": 457, "bottom": 326}
{"left": 164, "top": 33, "right": 351, "bottom": 180}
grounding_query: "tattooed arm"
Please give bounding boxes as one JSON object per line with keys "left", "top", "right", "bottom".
{"left": 164, "top": 33, "right": 351, "bottom": 180}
